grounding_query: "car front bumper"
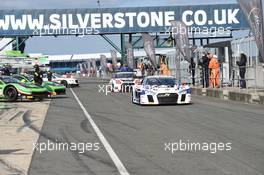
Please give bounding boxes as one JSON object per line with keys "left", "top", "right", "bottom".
{"left": 139, "top": 93, "right": 191, "bottom": 105}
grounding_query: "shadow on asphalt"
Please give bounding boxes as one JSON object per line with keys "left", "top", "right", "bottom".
{"left": 0, "top": 149, "right": 23, "bottom": 155}
{"left": 50, "top": 96, "right": 69, "bottom": 99}
{"left": 0, "top": 97, "right": 69, "bottom": 103}
{"left": 0, "top": 100, "right": 50, "bottom": 103}
{"left": 132, "top": 103, "right": 193, "bottom": 107}
{"left": 80, "top": 81, "right": 109, "bottom": 85}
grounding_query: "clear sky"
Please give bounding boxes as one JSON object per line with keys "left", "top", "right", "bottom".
{"left": 1, "top": 0, "right": 237, "bottom": 55}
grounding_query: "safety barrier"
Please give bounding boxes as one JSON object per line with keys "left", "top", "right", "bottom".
{"left": 171, "top": 65, "right": 264, "bottom": 91}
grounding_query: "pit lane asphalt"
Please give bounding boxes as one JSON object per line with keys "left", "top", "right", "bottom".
{"left": 29, "top": 78, "right": 264, "bottom": 175}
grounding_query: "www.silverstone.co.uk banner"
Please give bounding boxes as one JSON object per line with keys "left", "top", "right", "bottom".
{"left": 0, "top": 4, "right": 249, "bottom": 36}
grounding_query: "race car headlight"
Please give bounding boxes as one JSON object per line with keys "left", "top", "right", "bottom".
{"left": 179, "top": 88, "right": 191, "bottom": 94}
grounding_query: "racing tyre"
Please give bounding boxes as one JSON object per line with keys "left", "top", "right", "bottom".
{"left": 131, "top": 91, "right": 135, "bottom": 104}
{"left": 4, "top": 86, "right": 18, "bottom": 102}
{"left": 61, "top": 80, "right": 68, "bottom": 88}
{"left": 111, "top": 83, "right": 114, "bottom": 92}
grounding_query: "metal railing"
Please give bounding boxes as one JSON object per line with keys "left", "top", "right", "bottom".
{"left": 170, "top": 65, "right": 264, "bottom": 92}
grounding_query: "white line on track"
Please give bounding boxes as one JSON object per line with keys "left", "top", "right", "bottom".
{"left": 70, "top": 88, "right": 130, "bottom": 175}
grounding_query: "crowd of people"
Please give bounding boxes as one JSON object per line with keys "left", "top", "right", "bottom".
{"left": 197, "top": 51, "right": 247, "bottom": 89}
{"left": 139, "top": 61, "right": 158, "bottom": 76}
{"left": 16, "top": 51, "right": 247, "bottom": 89}
{"left": 97, "top": 62, "right": 123, "bottom": 77}
{"left": 0, "top": 64, "right": 55, "bottom": 86}
{"left": 198, "top": 51, "right": 226, "bottom": 88}
{"left": 94, "top": 52, "right": 247, "bottom": 90}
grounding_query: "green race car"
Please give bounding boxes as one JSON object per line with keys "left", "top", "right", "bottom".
{"left": 12, "top": 74, "right": 66, "bottom": 96}
{"left": 0, "top": 76, "right": 49, "bottom": 102}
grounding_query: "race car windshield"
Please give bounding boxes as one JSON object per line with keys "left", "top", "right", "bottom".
{"left": 147, "top": 78, "right": 176, "bottom": 87}
{"left": 54, "top": 74, "right": 63, "bottom": 78}
{"left": 24, "top": 75, "right": 34, "bottom": 81}
{"left": 1, "top": 77, "right": 21, "bottom": 84}
{"left": 115, "top": 73, "right": 134, "bottom": 78}
{"left": 14, "top": 75, "right": 31, "bottom": 82}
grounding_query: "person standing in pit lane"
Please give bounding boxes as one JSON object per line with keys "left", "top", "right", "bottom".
{"left": 2, "top": 64, "right": 11, "bottom": 76}
{"left": 33, "top": 65, "right": 43, "bottom": 86}
{"left": 209, "top": 54, "right": 220, "bottom": 88}
{"left": 236, "top": 53, "right": 247, "bottom": 89}
{"left": 139, "top": 62, "right": 145, "bottom": 77}
{"left": 160, "top": 61, "right": 171, "bottom": 76}
{"left": 189, "top": 57, "right": 196, "bottom": 86}
{"left": 47, "top": 70, "right": 53, "bottom": 82}
{"left": 120, "top": 64, "right": 133, "bottom": 72}
{"left": 198, "top": 52, "right": 210, "bottom": 88}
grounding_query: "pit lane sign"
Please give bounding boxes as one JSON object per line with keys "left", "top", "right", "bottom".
{"left": 0, "top": 4, "right": 249, "bottom": 36}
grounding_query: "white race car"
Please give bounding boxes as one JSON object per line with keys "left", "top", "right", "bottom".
{"left": 43, "top": 74, "right": 79, "bottom": 88}
{"left": 132, "top": 76, "right": 191, "bottom": 105}
{"left": 109, "top": 72, "right": 137, "bottom": 92}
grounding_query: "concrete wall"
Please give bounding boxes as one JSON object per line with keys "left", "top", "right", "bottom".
{"left": 228, "top": 92, "right": 251, "bottom": 104}
{"left": 260, "top": 96, "right": 264, "bottom": 105}
{"left": 191, "top": 87, "right": 263, "bottom": 105}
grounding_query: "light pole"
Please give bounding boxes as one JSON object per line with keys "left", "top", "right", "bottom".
{"left": 97, "top": 0, "right": 101, "bottom": 8}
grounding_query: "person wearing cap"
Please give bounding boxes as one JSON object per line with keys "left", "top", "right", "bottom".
{"left": 209, "top": 54, "right": 220, "bottom": 88}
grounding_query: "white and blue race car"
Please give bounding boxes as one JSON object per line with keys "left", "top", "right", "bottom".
{"left": 109, "top": 72, "right": 137, "bottom": 92}
{"left": 132, "top": 76, "right": 191, "bottom": 105}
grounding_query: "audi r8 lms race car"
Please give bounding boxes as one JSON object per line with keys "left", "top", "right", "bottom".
{"left": 109, "top": 71, "right": 138, "bottom": 92}
{"left": 0, "top": 76, "right": 49, "bottom": 102}
{"left": 43, "top": 73, "right": 79, "bottom": 88}
{"left": 132, "top": 76, "right": 191, "bottom": 105}
{"left": 13, "top": 74, "right": 66, "bottom": 96}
